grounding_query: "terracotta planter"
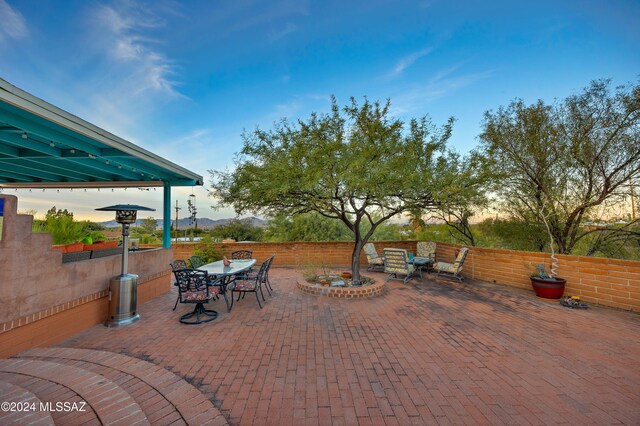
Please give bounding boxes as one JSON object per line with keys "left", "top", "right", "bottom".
{"left": 321, "top": 280, "right": 331, "bottom": 287}
{"left": 530, "top": 276, "right": 566, "bottom": 299}
{"left": 341, "top": 272, "right": 352, "bottom": 279}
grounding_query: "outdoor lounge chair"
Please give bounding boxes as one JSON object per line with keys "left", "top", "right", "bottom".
{"left": 433, "top": 247, "right": 469, "bottom": 282}
{"left": 173, "top": 269, "right": 221, "bottom": 324}
{"left": 364, "top": 243, "right": 385, "bottom": 271}
{"left": 383, "top": 248, "right": 415, "bottom": 284}
{"left": 413, "top": 241, "right": 436, "bottom": 277}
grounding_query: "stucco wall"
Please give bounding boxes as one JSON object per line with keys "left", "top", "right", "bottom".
{"left": 0, "top": 194, "right": 172, "bottom": 324}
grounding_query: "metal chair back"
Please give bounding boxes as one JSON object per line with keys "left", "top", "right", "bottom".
{"left": 231, "top": 250, "right": 253, "bottom": 260}
{"left": 189, "top": 255, "right": 204, "bottom": 269}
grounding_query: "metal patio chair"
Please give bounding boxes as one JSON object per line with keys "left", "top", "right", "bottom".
{"left": 413, "top": 241, "right": 437, "bottom": 277}
{"left": 433, "top": 247, "right": 469, "bottom": 282}
{"left": 383, "top": 248, "right": 415, "bottom": 284}
{"left": 231, "top": 250, "right": 253, "bottom": 260}
{"left": 173, "top": 269, "right": 221, "bottom": 324}
{"left": 363, "top": 243, "right": 385, "bottom": 271}
{"left": 170, "top": 259, "right": 189, "bottom": 310}
{"left": 229, "top": 259, "right": 268, "bottom": 309}
{"left": 189, "top": 255, "right": 204, "bottom": 269}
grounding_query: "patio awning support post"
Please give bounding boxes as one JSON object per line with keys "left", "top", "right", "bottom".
{"left": 163, "top": 182, "right": 171, "bottom": 248}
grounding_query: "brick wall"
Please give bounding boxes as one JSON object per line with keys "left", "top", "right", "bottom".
{"left": 170, "top": 241, "right": 416, "bottom": 268}
{"left": 434, "top": 242, "right": 640, "bottom": 312}
{"left": 170, "top": 240, "right": 640, "bottom": 312}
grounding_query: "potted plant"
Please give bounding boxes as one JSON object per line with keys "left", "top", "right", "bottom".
{"left": 530, "top": 263, "right": 566, "bottom": 299}
{"left": 530, "top": 206, "right": 566, "bottom": 299}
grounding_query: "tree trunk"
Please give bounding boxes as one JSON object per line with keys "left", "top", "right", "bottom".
{"left": 351, "top": 239, "right": 364, "bottom": 285}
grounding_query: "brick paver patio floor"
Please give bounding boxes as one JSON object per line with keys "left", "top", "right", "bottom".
{"left": 55, "top": 268, "right": 640, "bottom": 425}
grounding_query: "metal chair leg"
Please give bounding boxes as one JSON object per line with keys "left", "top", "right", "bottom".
{"left": 259, "top": 284, "right": 266, "bottom": 301}
{"left": 255, "top": 290, "right": 263, "bottom": 308}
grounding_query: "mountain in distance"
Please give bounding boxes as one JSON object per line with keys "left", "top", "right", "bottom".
{"left": 98, "top": 216, "right": 267, "bottom": 230}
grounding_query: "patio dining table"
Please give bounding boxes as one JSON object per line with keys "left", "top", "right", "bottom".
{"left": 200, "top": 259, "right": 256, "bottom": 281}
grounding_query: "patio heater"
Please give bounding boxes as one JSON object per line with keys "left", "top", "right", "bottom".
{"left": 96, "top": 204, "right": 155, "bottom": 327}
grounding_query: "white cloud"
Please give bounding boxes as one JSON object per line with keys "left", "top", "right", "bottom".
{"left": 389, "top": 47, "right": 433, "bottom": 77}
{"left": 268, "top": 22, "right": 298, "bottom": 42}
{"left": 391, "top": 66, "right": 493, "bottom": 114}
{"left": 91, "top": 1, "right": 182, "bottom": 98}
{"left": 0, "top": 0, "right": 28, "bottom": 42}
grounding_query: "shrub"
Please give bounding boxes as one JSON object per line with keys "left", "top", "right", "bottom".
{"left": 193, "top": 241, "right": 223, "bottom": 264}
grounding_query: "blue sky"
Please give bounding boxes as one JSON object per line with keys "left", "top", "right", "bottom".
{"left": 0, "top": 0, "right": 638, "bottom": 222}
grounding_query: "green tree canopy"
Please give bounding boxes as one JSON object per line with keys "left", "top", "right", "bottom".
{"left": 209, "top": 219, "right": 264, "bottom": 242}
{"left": 211, "top": 96, "right": 476, "bottom": 282}
{"left": 480, "top": 79, "right": 640, "bottom": 254}
{"left": 264, "top": 212, "right": 352, "bottom": 242}
{"left": 139, "top": 217, "right": 157, "bottom": 234}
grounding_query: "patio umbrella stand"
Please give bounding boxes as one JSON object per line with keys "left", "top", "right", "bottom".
{"left": 96, "top": 204, "right": 155, "bottom": 327}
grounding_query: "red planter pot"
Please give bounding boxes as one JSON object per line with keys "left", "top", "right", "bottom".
{"left": 530, "top": 277, "right": 566, "bottom": 299}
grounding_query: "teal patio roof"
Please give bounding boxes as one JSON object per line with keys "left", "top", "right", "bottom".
{"left": 0, "top": 78, "right": 203, "bottom": 188}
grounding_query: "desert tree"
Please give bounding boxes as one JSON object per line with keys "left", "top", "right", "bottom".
{"left": 210, "top": 97, "right": 477, "bottom": 282}
{"left": 480, "top": 79, "right": 640, "bottom": 254}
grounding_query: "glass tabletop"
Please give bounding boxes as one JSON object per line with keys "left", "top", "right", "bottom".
{"left": 200, "top": 259, "right": 256, "bottom": 276}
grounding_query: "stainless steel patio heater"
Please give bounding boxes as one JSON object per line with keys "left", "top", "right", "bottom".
{"left": 96, "top": 204, "right": 155, "bottom": 327}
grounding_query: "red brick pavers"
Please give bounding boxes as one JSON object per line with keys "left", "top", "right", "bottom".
{"left": 54, "top": 269, "right": 640, "bottom": 424}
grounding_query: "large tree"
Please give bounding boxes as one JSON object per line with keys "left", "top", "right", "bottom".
{"left": 210, "top": 97, "right": 474, "bottom": 283}
{"left": 480, "top": 79, "right": 640, "bottom": 254}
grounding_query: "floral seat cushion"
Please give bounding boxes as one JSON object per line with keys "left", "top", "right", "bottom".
{"left": 416, "top": 241, "right": 436, "bottom": 260}
{"left": 233, "top": 280, "right": 257, "bottom": 291}
{"left": 385, "top": 264, "right": 415, "bottom": 274}
{"left": 433, "top": 262, "right": 458, "bottom": 273}
{"left": 181, "top": 289, "right": 213, "bottom": 302}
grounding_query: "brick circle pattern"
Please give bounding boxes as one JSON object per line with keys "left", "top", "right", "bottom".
{"left": 296, "top": 278, "right": 386, "bottom": 298}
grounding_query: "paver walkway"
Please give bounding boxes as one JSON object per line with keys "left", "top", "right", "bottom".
{"left": 6, "top": 268, "right": 640, "bottom": 425}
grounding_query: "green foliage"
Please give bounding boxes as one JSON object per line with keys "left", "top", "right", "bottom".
{"left": 369, "top": 222, "right": 414, "bottom": 241}
{"left": 32, "top": 206, "right": 85, "bottom": 244}
{"left": 139, "top": 217, "right": 157, "bottom": 234}
{"left": 193, "top": 237, "right": 223, "bottom": 263}
{"left": 208, "top": 219, "right": 264, "bottom": 242}
{"left": 211, "top": 96, "right": 472, "bottom": 281}
{"left": 476, "top": 218, "right": 547, "bottom": 252}
{"left": 264, "top": 212, "right": 352, "bottom": 242}
{"left": 480, "top": 79, "right": 640, "bottom": 254}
